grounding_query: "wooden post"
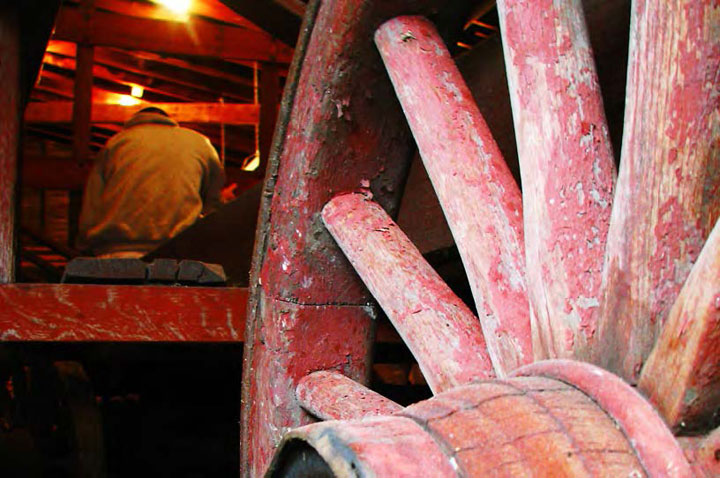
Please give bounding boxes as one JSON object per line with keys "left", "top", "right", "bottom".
{"left": 258, "top": 63, "right": 280, "bottom": 176}
{"left": 639, "top": 219, "right": 720, "bottom": 432}
{"left": 375, "top": 16, "right": 532, "bottom": 376}
{"left": 593, "top": 0, "right": 720, "bottom": 381}
{"left": 0, "top": 5, "right": 20, "bottom": 283}
{"left": 296, "top": 371, "right": 402, "bottom": 421}
{"left": 323, "top": 193, "right": 495, "bottom": 393}
{"left": 496, "top": 0, "right": 616, "bottom": 359}
{"left": 72, "top": 43, "right": 94, "bottom": 165}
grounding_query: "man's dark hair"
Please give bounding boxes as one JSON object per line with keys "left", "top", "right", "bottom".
{"left": 137, "top": 106, "right": 170, "bottom": 117}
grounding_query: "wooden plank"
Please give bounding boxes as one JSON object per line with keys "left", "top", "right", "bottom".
{"left": 62, "top": 257, "right": 147, "bottom": 283}
{"left": 0, "top": 5, "right": 20, "bottom": 283}
{"left": 593, "top": 0, "right": 720, "bottom": 381}
{"left": 323, "top": 193, "right": 495, "bottom": 393}
{"left": 375, "top": 16, "right": 531, "bottom": 376}
{"left": 639, "top": 219, "right": 720, "bottom": 432}
{"left": 296, "top": 370, "right": 402, "bottom": 421}
{"left": 515, "top": 360, "right": 693, "bottom": 478}
{"left": 25, "top": 101, "right": 259, "bottom": 125}
{"left": 0, "top": 284, "right": 247, "bottom": 341}
{"left": 496, "top": 0, "right": 616, "bottom": 359}
{"left": 53, "top": 7, "right": 295, "bottom": 63}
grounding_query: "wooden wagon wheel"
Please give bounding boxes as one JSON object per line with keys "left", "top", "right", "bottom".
{"left": 242, "top": 0, "right": 719, "bottom": 476}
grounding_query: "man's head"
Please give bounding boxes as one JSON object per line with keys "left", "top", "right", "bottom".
{"left": 136, "top": 106, "right": 170, "bottom": 117}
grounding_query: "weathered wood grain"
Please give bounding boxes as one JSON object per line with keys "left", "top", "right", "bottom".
{"left": 375, "top": 15, "right": 532, "bottom": 376}
{"left": 496, "top": 0, "right": 616, "bottom": 359}
{"left": 593, "top": 0, "right": 720, "bottom": 381}
{"left": 296, "top": 370, "right": 402, "bottom": 421}
{"left": 639, "top": 219, "right": 720, "bottom": 432}
{"left": 323, "top": 193, "right": 495, "bottom": 392}
{"left": 0, "top": 284, "right": 247, "bottom": 341}
{"left": 515, "top": 360, "right": 693, "bottom": 478}
{"left": 0, "top": 5, "right": 20, "bottom": 283}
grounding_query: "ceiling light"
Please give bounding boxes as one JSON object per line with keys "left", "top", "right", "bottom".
{"left": 118, "top": 95, "right": 141, "bottom": 106}
{"left": 130, "top": 85, "right": 144, "bottom": 98}
{"left": 154, "top": 0, "right": 192, "bottom": 16}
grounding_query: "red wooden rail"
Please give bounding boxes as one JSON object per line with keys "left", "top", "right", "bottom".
{"left": 375, "top": 16, "right": 532, "bottom": 376}
{"left": 323, "top": 193, "right": 494, "bottom": 393}
{"left": 496, "top": 0, "right": 616, "bottom": 360}
{"left": 0, "top": 284, "right": 247, "bottom": 342}
{"left": 594, "top": 0, "right": 720, "bottom": 382}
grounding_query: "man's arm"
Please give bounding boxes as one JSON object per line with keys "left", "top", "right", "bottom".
{"left": 201, "top": 141, "right": 226, "bottom": 216}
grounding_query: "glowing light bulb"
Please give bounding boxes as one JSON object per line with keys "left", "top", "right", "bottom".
{"left": 130, "top": 85, "right": 144, "bottom": 98}
{"left": 155, "top": 0, "right": 192, "bottom": 15}
{"left": 118, "top": 95, "right": 141, "bottom": 106}
{"left": 242, "top": 153, "right": 260, "bottom": 172}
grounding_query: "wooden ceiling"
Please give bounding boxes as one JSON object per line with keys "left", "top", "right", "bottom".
{"left": 24, "top": 0, "right": 307, "bottom": 190}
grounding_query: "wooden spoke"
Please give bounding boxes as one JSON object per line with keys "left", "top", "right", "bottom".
{"left": 375, "top": 15, "right": 532, "bottom": 376}
{"left": 323, "top": 193, "right": 494, "bottom": 393}
{"left": 639, "top": 219, "right": 720, "bottom": 432}
{"left": 496, "top": 0, "right": 616, "bottom": 360}
{"left": 296, "top": 371, "right": 402, "bottom": 421}
{"left": 593, "top": 0, "right": 720, "bottom": 382}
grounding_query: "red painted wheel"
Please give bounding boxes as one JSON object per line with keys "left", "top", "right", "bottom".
{"left": 243, "top": 0, "right": 719, "bottom": 476}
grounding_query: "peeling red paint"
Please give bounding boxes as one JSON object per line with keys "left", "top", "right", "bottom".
{"left": 375, "top": 16, "right": 532, "bottom": 376}
{"left": 640, "top": 219, "right": 720, "bottom": 431}
{"left": 594, "top": 0, "right": 720, "bottom": 382}
{"left": 496, "top": 0, "right": 616, "bottom": 361}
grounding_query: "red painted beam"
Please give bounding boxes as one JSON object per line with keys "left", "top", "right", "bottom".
{"left": 593, "top": 0, "right": 720, "bottom": 381}
{"left": 0, "top": 5, "right": 20, "bottom": 283}
{"left": 496, "top": 0, "right": 616, "bottom": 360}
{"left": 375, "top": 16, "right": 531, "bottom": 376}
{"left": 639, "top": 219, "right": 720, "bottom": 432}
{"left": 0, "top": 284, "right": 247, "bottom": 342}
{"left": 323, "top": 193, "right": 494, "bottom": 392}
{"left": 296, "top": 370, "right": 402, "bottom": 421}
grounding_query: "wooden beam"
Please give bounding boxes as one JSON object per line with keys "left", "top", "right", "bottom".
{"left": 0, "top": 284, "right": 247, "bottom": 341}
{"left": 53, "top": 7, "right": 294, "bottom": 63}
{"left": 0, "top": 4, "right": 20, "bottom": 283}
{"left": 92, "top": 0, "right": 259, "bottom": 29}
{"left": 25, "top": 102, "right": 259, "bottom": 125}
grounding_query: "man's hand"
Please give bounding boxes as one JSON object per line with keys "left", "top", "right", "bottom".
{"left": 220, "top": 183, "right": 238, "bottom": 203}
